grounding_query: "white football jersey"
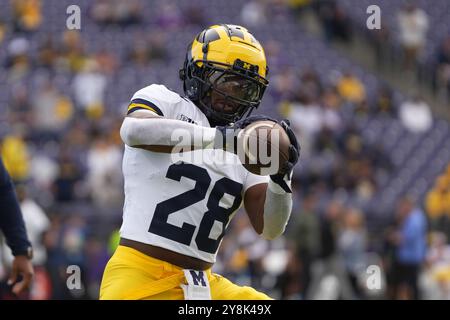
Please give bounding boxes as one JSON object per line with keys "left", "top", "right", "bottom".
{"left": 120, "top": 84, "right": 269, "bottom": 263}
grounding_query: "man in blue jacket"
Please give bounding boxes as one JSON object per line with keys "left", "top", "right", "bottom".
{"left": 0, "top": 157, "right": 34, "bottom": 295}
{"left": 392, "top": 196, "right": 427, "bottom": 300}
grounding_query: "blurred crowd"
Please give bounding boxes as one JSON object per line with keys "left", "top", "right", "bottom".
{"left": 0, "top": 0, "right": 449, "bottom": 300}
{"left": 311, "top": 0, "right": 450, "bottom": 104}
{"left": 218, "top": 63, "right": 448, "bottom": 299}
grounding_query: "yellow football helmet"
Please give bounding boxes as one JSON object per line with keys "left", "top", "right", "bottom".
{"left": 179, "top": 24, "right": 269, "bottom": 126}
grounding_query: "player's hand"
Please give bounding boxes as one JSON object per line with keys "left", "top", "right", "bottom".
{"left": 269, "top": 119, "right": 300, "bottom": 193}
{"left": 8, "top": 255, "right": 34, "bottom": 296}
{"left": 215, "top": 115, "right": 277, "bottom": 152}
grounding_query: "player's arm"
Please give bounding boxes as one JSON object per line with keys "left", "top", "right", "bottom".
{"left": 0, "top": 158, "right": 32, "bottom": 258}
{"left": 121, "top": 93, "right": 283, "bottom": 154}
{"left": 121, "top": 109, "right": 218, "bottom": 153}
{"left": 0, "top": 158, "right": 34, "bottom": 295}
{"left": 244, "top": 179, "right": 293, "bottom": 240}
{"left": 244, "top": 120, "right": 299, "bottom": 240}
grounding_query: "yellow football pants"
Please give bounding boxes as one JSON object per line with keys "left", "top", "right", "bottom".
{"left": 99, "top": 245, "right": 272, "bottom": 300}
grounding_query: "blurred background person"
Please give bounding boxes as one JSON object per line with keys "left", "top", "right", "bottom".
{"left": 389, "top": 196, "right": 427, "bottom": 300}
{"left": 1, "top": 184, "right": 50, "bottom": 300}
{"left": 398, "top": 95, "right": 433, "bottom": 133}
{"left": 397, "top": 3, "right": 429, "bottom": 71}
{"left": 337, "top": 208, "right": 367, "bottom": 299}
{"left": 0, "top": 157, "right": 34, "bottom": 298}
{"left": 291, "top": 192, "right": 321, "bottom": 298}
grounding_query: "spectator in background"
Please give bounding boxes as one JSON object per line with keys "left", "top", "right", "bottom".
{"left": 434, "top": 36, "right": 450, "bottom": 101}
{"left": 28, "top": 151, "right": 59, "bottom": 201}
{"left": 334, "top": 128, "right": 366, "bottom": 191}
{"left": 72, "top": 59, "right": 107, "bottom": 119}
{"left": 52, "top": 154, "right": 83, "bottom": 203}
{"left": 397, "top": 3, "right": 429, "bottom": 70}
{"left": 86, "top": 131, "right": 123, "bottom": 208}
{"left": 425, "top": 175, "right": 450, "bottom": 236}
{"left": 337, "top": 208, "right": 367, "bottom": 299}
{"left": 32, "top": 80, "right": 74, "bottom": 140}
{"left": 298, "top": 69, "right": 323, "bottom": 103}
{"left": 383, "top": 220, "right": 401, "bottom": 300}
{"left": 91, "top": 0, "right": 142, "bottom": 27}
{"left": 36, "top": 36, "right": 58, "bottom": 70}
{"left": 128, "top": 32, "right": 169, "bottom": 66}
{"left": 399, "top": 95, "right": 433, "bottom": 133}
{"left": 290, "top": 93, "right": 323, "bottom": 157}
{"left": 353, "top": 159, "right": 377, "bottom": 203}
{"left": 216, "top": 218, "right": 250, "bottom": 284}
{"left": 84, "top": 236, "right": 110, "bottom": 299}
{"left": 61, "top": 215, "right": 87, "bottom": 283}
{"left": 0, "top": 20, "right": 6, "bottom": 44}
{"left": 95, "top": 49, "right": 120, "bottom": 76}
{"left": 321, "top": 88, "right": 342, "bottom": 132}
{"left": 61, "top": 120, "right": 90, "bottom": 161}
{"left": 276, "top": 247, "right": 302, "bottom": 299}
{"left": 1, "top": 128, "right": 30, "bottom": 183}
{"left": 148, "top": 33, "right": 169, "bottom": 62}
{"left": 234, "top": 216, "right": 269, "bottom": 291}
{"left": 314, "top": 126, "right": 337, "bottom": 154}
{"left": 336, "top": 72, "right": 366, "bottom": 105}
{"left": 320, "top": 200, "right": 341, "bottom": 263}
{"left": 240, "top": 0, "right": 267, "bottom": 27}
{"left": 111, "top": 0, "right": 142, "bottom": 27}
{"left": 316, "top": 0, "right": 335, "bottom": 42}
{"left": 390, "top": 196, "right": 427, "bottom": 300}
{"left": 272, "top": 66, "right": 298, "bottom": 102}
{"left": 8, "top": 83, "right": 32, "bottom": 125}
{"left": 90, "top": 0, "right": 112, "bottom": 26}
{"left": 5, "top": 37, "right": 31, "bottom": 81}
{"left": 316, "top": 1, "right": 352, "bottom": 43}
{"left": 373, "top": 85, "right": 396, "bottom": 116}
{"left": 372, "top": 22, "right": 392, "bottom": 70}
{"left": 308, "top": 200, "right": 358, "bottom": 299}
{"left": 59, "top": 31, "right": 87, "bottom": 73}
{"left": 423, "top": 232, "right": 450, "bottom": 299}
{"left": 330, "top": 5, "right": 352, "bottom": 43}
{"left": 12, "top": 0, "right": 42, "bottom": 33}
{"left": 128, "top": 40, "right": 152, "bottom": 66}
{"left": 292, "top": 192, "right": 321, "bottom": 298}
{"left": 41, "top": 215, "right": 69, "bottom": 299}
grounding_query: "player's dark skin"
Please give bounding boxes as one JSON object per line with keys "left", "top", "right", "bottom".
{"left": 121, "top": 106, "right": 267, "bottom": 271}
{"left": 8, "top": 256, "right": 34, "bottom": 295}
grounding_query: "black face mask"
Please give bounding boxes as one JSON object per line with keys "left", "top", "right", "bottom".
{"left": 181, "top": 57, "right": 269, "bottom": 126}
{"left": 209, "top": 72, "right": 262, "bottom": 105}
{"left": 199, "top": 69, "right": 266, "bottom": 126}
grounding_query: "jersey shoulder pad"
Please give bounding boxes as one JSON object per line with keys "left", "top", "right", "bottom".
{"left": 128, "top": 84, "right": 182, "bottom": 117}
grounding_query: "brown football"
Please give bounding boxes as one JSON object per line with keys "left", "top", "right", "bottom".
{"left": 236, "top": 120, "right": 291, "bottom": 176}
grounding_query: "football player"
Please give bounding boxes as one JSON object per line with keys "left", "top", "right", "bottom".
{"left": 100, "top": 24, "right": 299, "bottom": 300}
